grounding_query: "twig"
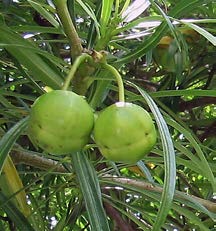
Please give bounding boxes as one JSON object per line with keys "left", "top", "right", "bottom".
{"left": 104, "top": 202, "right": 136, "bottom": 231}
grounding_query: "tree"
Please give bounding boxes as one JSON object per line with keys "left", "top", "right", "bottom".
{"left": 0, "top": 0, "right": 215, "bottom": 230}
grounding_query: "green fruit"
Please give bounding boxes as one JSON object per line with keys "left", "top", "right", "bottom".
{"left": 28, "top": 90, "right": 94, "bottom": 154}
{"left": 94, "top": 102, "right": 156, "bottom": 163}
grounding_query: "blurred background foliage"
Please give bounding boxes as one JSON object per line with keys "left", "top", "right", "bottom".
{"left": 0, "top": 0, "right": 215, "bottom": 230}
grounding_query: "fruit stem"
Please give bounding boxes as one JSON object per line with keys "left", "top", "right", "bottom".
{"left": 62, "top": 54, "right": 93, "bottom": 90}
{"left": 102, "top": 64, "right": 125, "bottom": 102}
{"left": 54, "top": 0, "right": 83, "bottom": 59}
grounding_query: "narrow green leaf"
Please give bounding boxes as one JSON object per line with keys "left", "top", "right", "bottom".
{"left": 137, "top": 160, "right": 154, "bottom": 183}
{"left": 122, "top": 0, "right": 150, "bottom": 22}
{"left": 86, "top": 1, "right": 102, "bottom": 49}
{"left": 116, "top": 0, "right": 212, "bottom": 64}
{"left": 89, "top": 69, "right": 115, "bottom": 109}
{"left": 76, "top": 0, "right": 100, "bottom": 38}
{"left": 0, "top": 193, "right": 35, "bottom": 231}
{"left": 0, "top": 156, "right": 31, "bottom": 217}
{"left": 53, "top": 215, "right": 67, "bottom": 231}
{"left": 11, "top": 25, "right": 62, "bottom": 34}
{"left": 151, "top": 89, "right": 216, "bottom": 98}
{"left": 27, "top": 0, "right": 60, "bottom": 28}
{"left": 113, "top": 16, "right": 162, "bottom": 35}
{"left": 0, "top": 95, "right": 16, "bottom": 108}
{"left": 102, "top": 178, "right": 215, "bottom": 222}
{"left": 173, "top": 205, "right": 210, "bottom": 231}
{"left": 71, "top": 152, "right": 110, "bottom": 231}
{"left": 147, "top": 190, "right": 214, "bottom": 229}
{"left": 181, "top": 19, "right": 216, "bottom": 24}
{"left": 173, "top": 191, "right": 216, "bottom": 220}
{"left": 0, "top": 90, "right": 36, "bottom": 101}
{"left": 0, "top": 25, "right": 64, "bottom": 89}
{"left": 180, "top": 21, "right": 216, "bottom": 46}
{"left": 103, "top": 197, "right": 150, "bottom": 231}
{"left": 100, "top": 0, "right": 114, "bottom": 36}
{"left": 150, "top": 0, "right": 181, "bottom": 51}
{"left": 28, "top": 194, "right": 46, "bottom": 231}
{"left": 167, "top": 118, "right": 216, "bottom": 191}
{"left": 0, "top": 117, "right": 29, "bottom": 175}
{"left": 129, "top": 82, "right": 176, "bottom": 231}
{"left": 174, "top": 142, "right": 203, "bottom": 171}
{"left": 115, "top": 21, "right": 167, "bottom": 65}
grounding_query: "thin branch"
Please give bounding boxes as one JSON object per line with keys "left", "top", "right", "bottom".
{"left": 177, "top": 171, "right": 203, "bottom": 197}
{"left": 11, "top": 149, "right": 66, "bottom": 173}
{"left": 54, "top": 0, "right": 83, "bottom": 59}
{"left": 179, "top": 97, "right": 216, "bottom": 111}
{"left": 11, "top": 150, "right": 216, "bottom": 213}
{"left": 199, "top": 121, "right": 216, "bottom": 142}
{"left": 102, "top": 175, "right": 216, "bottom": 213}
{"left": 104, "top": 202, "right": 135, "bottom": 231}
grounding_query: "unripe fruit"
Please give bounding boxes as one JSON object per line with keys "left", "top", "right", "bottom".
{"left": 28, "top": 90, "right": 94, "bottom": 155}
{"left": 94, "top": 102, "right": 156, "bottom": 163}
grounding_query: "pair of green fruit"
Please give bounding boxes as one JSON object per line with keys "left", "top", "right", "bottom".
{"left": 28, "top": 90, "right": 156, "bottom": 163}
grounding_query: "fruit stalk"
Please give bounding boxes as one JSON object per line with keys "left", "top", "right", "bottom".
{"left": 102, "top": 64, "right": 125, "bottom": 102}
{"left": 62, "top": 53, "right": 93, "bottom": 90}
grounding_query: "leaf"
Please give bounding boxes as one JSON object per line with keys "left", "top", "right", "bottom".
{"left": 167, "top": 118, "right": 216, "bottom": 192}
{"left": 116, "top": 0, "right": 213, "bottom": 64}
{"left": 151, "top": 89, "right": 216, "bottom": 98}
{"left": 0, "top": 117, "right": 29, "bottom": 175}
{"left": 122, "top": 0, "right": 150, "bottom": 22}
{"left": 172, "top": 205, "right": 210, "bottom": 231}
{"left": 100, "top": 0, "right": 114, "bottom": 36}
{"left": 150, "top": 0, "right": 181, "bottom": 51}
{"left": 11, "top": 25, "right": 62, "bottom": 34}
{"left": 102, "top": 178, "right": 215, "bottom": 223}
{"left": 115, "top": 20, "right": 167, "bottom": 64}
{"left": 0, "top": 193, "right": 35, "bottom": 231}
{"left": 113, "top": 15, "right": 162, "bottom": 35}
{"left": 27, "top": 0, "right": 60, "bottom": 28}
{"left": 86, "top": 1, "right": 102, "bottom": 49}
{"left": 1, "top": 156, "right": 30, "bottom": 217}
{"left": 71, "top": 152, "right": 110, "bottom": 231}
{"left": 89, "top": 69, "right": 115, "bottom": 109}
{"left": 180, "top": 21, "right": 216, "bottom": 46}
{"left": 76, "top": 0, "right": 101, "bottom": 39}
{"left": 137, "top": 160, "right": 154, "bottom": 183}
{"left": 0, "top": 25, "right": 64, "bottom": 89}
{"left": 129, "top": 82, "right": 176, "bottom": 231}
{"left": 103, "top": 197, "right": 150, "bottom": 230}
{"left": 0, "top": 89, "right": 36, "bottom": 101}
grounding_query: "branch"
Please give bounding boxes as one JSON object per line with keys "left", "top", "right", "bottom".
{"left": 54, "top": 0, "right": 83, "bottom": 59}
{"left": 177, "top": 171, "right": 202, "bottom": 197}
{"left": 199, "top": 121, "right": 216, "bottom": 142}
{"left": 11, "top": 150, "right": 216, "bottom": 213}
{"left": 179, "top": 97, "right": 216, "bottom": 111}
{"left": 11, "top": 149, "right": 66, "bottom": 173}
{"left": 102, "top": 175, "right": 216, "bottom": 213}
{"left": 104, "top": 202, "right": 135, "bottom": 231}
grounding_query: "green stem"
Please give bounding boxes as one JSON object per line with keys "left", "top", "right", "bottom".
{"left": 54, "top": 0, "right": 83, "bottom": 59}
{"left": 62, "top": 54, "right": 93, "bottom": 90}
{"left": 102, "top": 64, "right": 125, "bottom": 102}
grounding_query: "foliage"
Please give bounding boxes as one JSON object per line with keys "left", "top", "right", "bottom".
{"left": 0, "top": 0, "right": 216, "bottom": 230}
